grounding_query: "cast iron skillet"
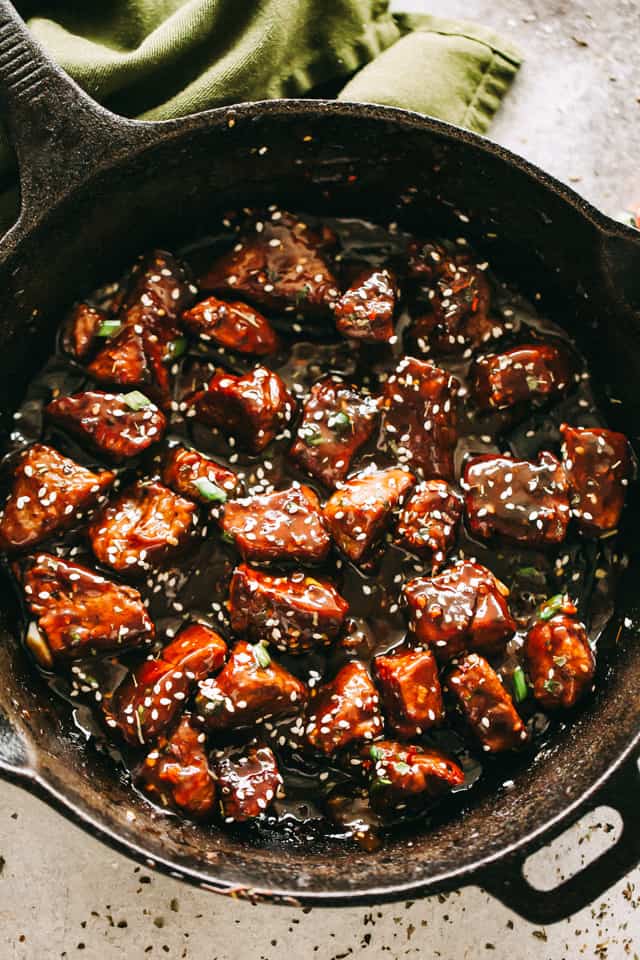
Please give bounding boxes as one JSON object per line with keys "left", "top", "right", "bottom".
{"left": 0, "top": 1, "right": 638, "bottom": 923}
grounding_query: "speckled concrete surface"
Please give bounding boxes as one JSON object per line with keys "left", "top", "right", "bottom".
{"left": 1, "top": 2, "right": 640, "bottom": 958}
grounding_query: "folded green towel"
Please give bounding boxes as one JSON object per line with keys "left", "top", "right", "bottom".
{"left": 2, "top": 1, "right": 521, "bottom": 229}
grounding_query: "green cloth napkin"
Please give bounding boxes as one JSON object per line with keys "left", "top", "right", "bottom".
{"left": 2, "top": 1, "right": 521, "bottom": 228}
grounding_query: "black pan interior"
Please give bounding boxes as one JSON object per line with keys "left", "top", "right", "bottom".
{"left": 0, "top": 103, "right": 639, "bottom": 901}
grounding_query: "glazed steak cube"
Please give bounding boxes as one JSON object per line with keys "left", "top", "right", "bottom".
{"left": 380, "top": 357, "right": 459, "bottom": 480}
{"left": 305, "top": 661, "right": 383, "bottom": 756}
{"left": 411, "top": 257, "right": 494, "bottom": 355}
{"left": 471, "top": 344, "right": 573, "bottom": 411}
{"left": 119, "top": 249, "right": 195, "bottom": 324}
{"left": 447, "top": 653, "right": 529, "bottom": 752}
{"left": 103, "top": 624, "right": 227, "bottom": 746}
{"left": 525, "top": 599, "right": 595, "bottom": 709}
{"left": 323, "top": 467, "right": 415, "bottom": 564}
{"left": 62, "top": 302, "right": 105, "bottom": 359}
{"left": 182, "top": 295, "right": 279, "bottom": 355}
{"left": 561, "top": 423, "right": 632, "bottom": 535}
{"left": 196, "top": 640, "right": 308, "bottom": 731}
{"left": 395, "top": 479, "right": 463, "bottom": 567}
{"left": 20, "top": 553, "right": 154, "bottom": 667}
{"left": 199, "top": 211, "right": 339, "bottom": 315}
{"left": 213, "top": 744, "right": 284, "bottom": 822}
{"left": 194, "top": 365, "right": 294, "bottom": 454}
{"left": 464, "top": 451, "right": 570, "bottom": 546}
{"left": 89, "top": 480, "right": 197, "bottom": 573}
{"left": 363, "top": 740, "right": 464, "bottom": 814}
{"left": 403, "top": 560, "right": 515, "bottom": 662}
{"left": 373, "top": 646, "right": 444, "bottom": 738}
{"left": 46, "top": 390, "right": 166, "bottom": 461}
{"left": 221, "top": 484, "right": 330, "bottom": 564}
{"left": 229, "top": 564, "right": 349, "bottom": 653}
{"left": 334, "top": 268, "right": 397, "bottom": 343}
{"left": 289, "top": 377, "right": 381, "bottom": 487}
{"left": 162, "top": 446, "right": 240, "bottom": 504}
{"left": 0, "top": 444, "right": 114, "bottom": 552}
{"left": 137, "top": 714, "right": 215, "bottom": 818}
{"left": 87, "top": 323, "right": 180, "bottom": 408}
{"left": 405, "top": 240, "right": 448, "bottom": 282}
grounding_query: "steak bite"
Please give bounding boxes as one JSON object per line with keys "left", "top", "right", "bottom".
{"left": 323, "top": 467, "right": 415, "bottom": 564}
{"left": 88, "top": 249, "right": 193, "bottom": 407}
{"left": 560, "top": 423, "right": 632, "bottom": 535}
{"left": 46, "top": 390, "right": 166, "bottom": 461}
{"left": 229, "top": 564, "right": 349, "bottom": 653}
{"left": 334, "top": 268, "right": 397, "bottom": 343}
{"left": 193, "top": 365, "right": 294, "bottom": 454}
{"left": 411, "top": 257, "right": 494, "bottom": 355}
{"left": 213, "top": 744, "right": 284, "bottom": 822}
{"left": 471, "top": 344, "right": 573, "bottom": 412}
{"left": 221, "top": 484, "right": 330, "bottom": 564}
{"left": 196, "top": 640, "right": 308, "bottom": 731}
{"left": 380, "top": 356, "right": 459, "bottom": 480}
{"left": 0, "top": 444, "right": 114, "bottom": 553}
{"left": 162, "top": 446, "right": 240, "bottom": 505}
{"left": 199, "top": 211, "right": 339, "bottom": 316}
{"left": 395, "top": 479, "right": 463, "bottom": 568}
{"left": 182, "top": 295, "right": 279, "bottom": 355}
{"left": 403, "top": 560, "right": 515, "bottom": 662}
{"left": 62, "top": 302, "right": 106, "bottom": 360}
{"left": 373, "top": 645, "right": 444, "bottom": 738}
{"left": 525, "top": 597, "right": 595, "bottom": 709}
{"left": 137, "top": 714, "right": 216, "bottom": 819}
{"left": 103, "top": 624, "right": 227, "bottom": 746}
{"left": 305, "top": 660, "right": 383, "bottom": 756}
{"left": 89, "top": 480, "right": 197, "bottom": 573}
{"left": 464, "top": 451, "right": 570, "bottom": 546}
{"left": 289, "top": 376, "right": 380, "bottom": 488}
{"left": 20, "top": 553, "right": 154, "bottom": 667}
{"left": 446, "top": 653, "right": 529, "bottom": 752}
{"left": 363, "top": 740, "right": 464, "bottom": 814}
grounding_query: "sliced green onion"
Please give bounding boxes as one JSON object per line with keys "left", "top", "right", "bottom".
{"left": 252, "top": 641, "right": 271, "bottom": 669}
{"left": 328, "top": 411, "right": 351, "bottom": 433}
{"left": 164, "top": 337, "right": 187, "bottom": 361}
{"left": 193, "top": 477, "right": 227, "bottom": 503}
{"left": 370, "top": 745, "right": 384, "bottom": 761}
{"left": 538, "top": 594, "right": 565, "bottom": 621}
{"left": 122, "top": 390, "right": 152, "bottom": 411}
{"left": 221, "top": 530, "right": 235, "bottom": 545}
{"left": 553, "top": 655, "right": 568, "bottom": 668}
{"left": 299, "top": 425, "right": 324, "bottom": 446}
{"left": 295, "top": 283, "right": 311, "bottom": 304}
{"left": 371, "top": 777, "right": 392, "bottom": 789}
{"left": 543, "top": 678, "right": 562, "bottom": 695}
{"left": 97, "top": 320, "right": 122, "bottom": 337}
{"left": 512, "top": 666, "right": 529, "bottom": 703}
{"left": 394, "top": 761, "right": 411, "bottom": 775}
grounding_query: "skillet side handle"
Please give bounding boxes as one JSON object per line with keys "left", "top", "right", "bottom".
{"left": 0, "top": 0, "right": 149, "bottom": 227}
{"left": 479, "top": 749, "right": 640, "bottom": 925}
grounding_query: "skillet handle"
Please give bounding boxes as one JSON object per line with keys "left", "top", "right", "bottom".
{"left": 0, "top": 0, "right": 155, "bottom": 229}
{"left": 479, "top": 749, "right": 640, "bottom": 925}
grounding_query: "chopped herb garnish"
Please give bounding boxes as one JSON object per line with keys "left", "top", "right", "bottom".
{"left": 394, "top": 761, "right": 411, "bottom": 775}
{"left": 538, "top": 594, "right": 565, "bottom": 621}
{"left": 370, "top": 745, "right": 384, "bottom": 761}
{"left": 164, "top": 337, "right": 187, "bottom": 360}
{"left": 371, "top": 777, "right": 392, "bottom": 789}
{"left": 193, "top": 477, "right": 227, "bottom": 503}
{"left": 299, "top": 425, "right": 324, "bottom": 446}
{"left": 295, "top": 283, "right": 311, "bottom": 304}
{"left": 553, "top": 655, "right": 568, "bottom": 668}
{"left": 69, "top": 630, "right": 82, "bottom": 646}
{"left": 221, "top": 530, "right": 235, "bottom": 545}
{"left": 252, "top": 642, "right": 271, "bottom": 669}
{"left": 122, "top": 390, "right": 152, "bottom": 411}
{"left": 543, "top": 678, "right": 562, "bottom": 694}
{"left": 97, "top": 320, "right": 122, "bottom": 337}
{"left": 512, "top": 666, "right": 529, "bottom": 703}
{"left": 328, "top": 411, "right": 351, "bottom": 433}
